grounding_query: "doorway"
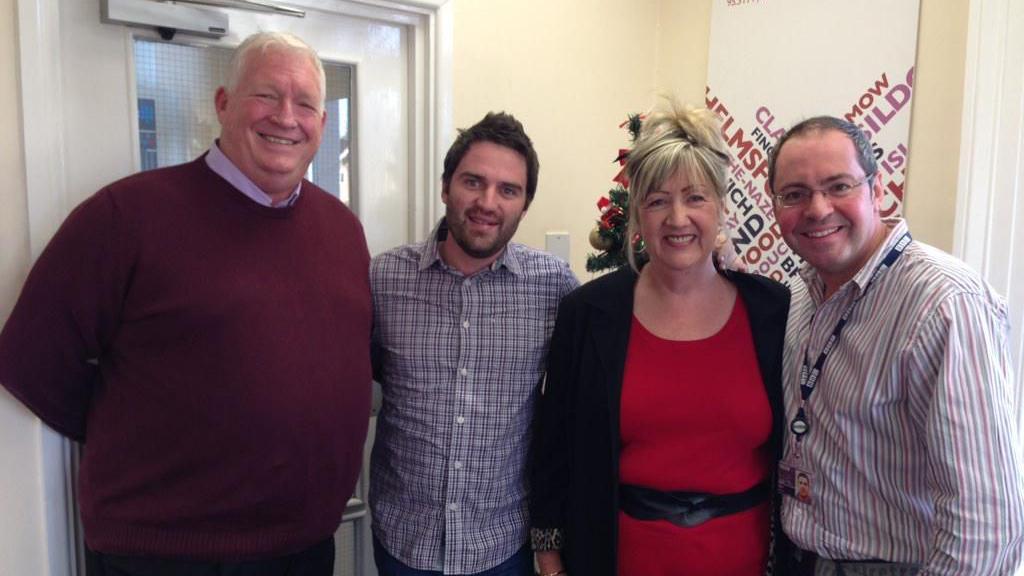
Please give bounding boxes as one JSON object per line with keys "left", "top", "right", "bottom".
{"left": 14, "top": 0, "right": 452, "bottom": 574}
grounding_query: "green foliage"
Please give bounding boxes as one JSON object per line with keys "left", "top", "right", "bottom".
{"left": 585, "top": 114, "right": 644, "bottom": 273}
{"left": 585, "top": 187, "right": 630, "bottom": 273}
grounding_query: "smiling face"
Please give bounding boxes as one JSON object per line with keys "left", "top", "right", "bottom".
{"left": 440, "top": 141, "right": 529, "bottom": 275}
{"left": 772, "top": 130, "right": 888, "bottom": 294}
{"left": 215, "top": 47, "right": 326, "bottom": 202}
{"left": 638, "top": 169, "right": 720, "bottom": 277}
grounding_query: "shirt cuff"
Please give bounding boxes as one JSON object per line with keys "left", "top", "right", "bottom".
{"left": 530, "top": 527, "right": 564, "bottom": 551}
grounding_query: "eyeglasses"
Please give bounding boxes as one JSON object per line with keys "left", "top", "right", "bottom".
{"left": 773, "top": 174, "right": 875, "bottom": 208}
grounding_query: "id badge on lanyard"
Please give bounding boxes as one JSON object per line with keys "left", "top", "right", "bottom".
{"left": 778, "top": 232, "right": 912, "bottom": 505}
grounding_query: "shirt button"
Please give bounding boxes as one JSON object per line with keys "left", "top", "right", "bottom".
{"left": 456, "top": 416, "right": 465, "bottom": 424}
{"left": 453, "top": 461, "right": 463, "bottom": 470}
{"left": 448, "top": 503, "right": 459, "bottom": 511}
{"left": 459, "top": 368, "right": 468, "bottom": 377}
{"left": 462, "top": 320, "right": 470, "bottom": 329}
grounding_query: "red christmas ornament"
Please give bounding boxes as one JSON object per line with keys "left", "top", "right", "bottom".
{"left": 600, "top": 206, "right": 624, "bottom": 230}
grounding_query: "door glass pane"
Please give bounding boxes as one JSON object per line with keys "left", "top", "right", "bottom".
{"left": 133, "top": 38, "right": 354, "bottom": 204}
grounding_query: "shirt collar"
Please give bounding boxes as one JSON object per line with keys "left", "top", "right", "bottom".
{"left": 205, "top": 141, "right": 302, "bottom": 208}
{"left": 799, "top": 217, "right": 908, "bottom": 301}
{"left": 418, "top": 218, "right": 522, "bottom": 276}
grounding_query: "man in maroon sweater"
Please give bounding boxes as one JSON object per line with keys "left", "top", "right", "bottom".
{"left": 0, "top": 32, "right": 372, "bottom": 576}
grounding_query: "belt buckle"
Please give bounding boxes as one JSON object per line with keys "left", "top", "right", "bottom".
{"left": 672, "top": 495, "right": 712, "bottom": 528}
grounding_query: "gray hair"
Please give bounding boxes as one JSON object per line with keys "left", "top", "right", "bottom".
{"left": 625, "top": 100, "right": 730, "bottom": 272}
{"left": 225, "top": 31, "right": 326, "bottom": 109}
{"left": 767, "top": 116, "right": 877, "bottom": 192}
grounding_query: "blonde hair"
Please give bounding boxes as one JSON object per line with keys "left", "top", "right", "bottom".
{"left": 624, "top": 100, "right": 730, "bottom": 272}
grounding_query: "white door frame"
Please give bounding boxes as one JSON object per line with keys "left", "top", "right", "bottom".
{"left": 18, "top": 0, "right": 453, "bottom": 257}
{"left": 14, "top": 1, "right": 452, "bottom": 574}
{"left": 953, "top": 0, "right": 1024, "bottom": 422}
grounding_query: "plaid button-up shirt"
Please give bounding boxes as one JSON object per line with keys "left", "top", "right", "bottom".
{"left": 369, "top": 220, "right": 578, "bottom": 574}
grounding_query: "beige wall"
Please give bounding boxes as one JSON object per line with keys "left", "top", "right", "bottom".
{"left": 454, "top": 0, "right": 967, "bottom": 278}
{"left": 654, "top": 0, "right": 712, "bottom": 108}
{"left": 904, "top": 0, "right": 969, "bottom": 250}
{"left": 453, "top": 0, "right": 662, "bottom": 281}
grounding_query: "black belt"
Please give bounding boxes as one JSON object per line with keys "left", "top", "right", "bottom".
{"left": 619, "top": 481, "right": 769, "bottom": 528}
{"left": 791, "top": 549, "right": 921, "bottom": 576}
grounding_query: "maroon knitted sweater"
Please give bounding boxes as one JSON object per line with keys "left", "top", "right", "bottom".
{"left": 0, "top": 157, "right": 372, "bottom": 560}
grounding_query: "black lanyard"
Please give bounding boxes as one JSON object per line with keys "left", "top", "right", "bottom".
{"left": 789, "top": 232, "right": 912, "bottom": 441}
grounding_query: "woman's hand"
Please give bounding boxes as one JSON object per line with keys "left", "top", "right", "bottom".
{"left": 535, "top": 550, "right": 566, "bottom": 576}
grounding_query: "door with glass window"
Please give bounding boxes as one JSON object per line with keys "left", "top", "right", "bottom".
{"left": 51, "top": 1, "right": 424, "bottom": 574}
{"left": 133, "top": 39, "right": 354, "bottom": 203}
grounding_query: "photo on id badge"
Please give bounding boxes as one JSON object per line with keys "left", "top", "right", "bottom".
{"left": 779, "top": 461, "right": 813, "bottom": 504}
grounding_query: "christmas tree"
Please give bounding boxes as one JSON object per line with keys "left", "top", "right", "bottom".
{"left": 586, "top": 113, "right": 644, "bottom": 273}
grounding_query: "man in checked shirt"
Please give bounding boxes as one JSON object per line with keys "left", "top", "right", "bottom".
{"left": 369, "top": 112, "right": 579, "bottom": 576}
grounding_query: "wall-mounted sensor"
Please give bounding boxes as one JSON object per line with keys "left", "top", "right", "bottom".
{"left": 545, "top": 232, "right": 571, "bottom": 263}
{"left": 101, "top": 0, "right": 229, "bottom": 39}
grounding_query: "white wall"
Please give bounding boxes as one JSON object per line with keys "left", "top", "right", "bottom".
{"left": 954, "top": 0, "right": 1024, "bottom": 401}
{"left": 0, "top": 0, "right": 51, "bottom": 572}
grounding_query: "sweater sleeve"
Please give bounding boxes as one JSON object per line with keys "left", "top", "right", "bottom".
{"left": 0, "top": 189, "right": 131, "bottom": 441}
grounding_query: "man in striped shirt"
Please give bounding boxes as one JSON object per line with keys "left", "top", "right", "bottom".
{"left": 769, "top": 116, "right": 1024, "bottom": 575}
{"left": 369, "top": 112, "right": 579, "bottom": 575}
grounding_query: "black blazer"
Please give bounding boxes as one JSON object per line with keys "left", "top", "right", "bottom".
{"left": 529, "top": 266, "right": 790, "bottom": 576}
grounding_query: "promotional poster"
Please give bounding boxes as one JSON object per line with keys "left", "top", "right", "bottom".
{"left": 707, "top": 0, "right": 921, "bottom": 283}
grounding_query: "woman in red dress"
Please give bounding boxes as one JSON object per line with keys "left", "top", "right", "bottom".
{"left": 530, "top": 101, "right": 789, "bottom": 576}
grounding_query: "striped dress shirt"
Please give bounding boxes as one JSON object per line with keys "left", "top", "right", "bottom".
{"left": 781, "top": 219, "right": 1024, "bottom": 575}
{"left": 369, "top": 220, "right": 578, "bottom": 575}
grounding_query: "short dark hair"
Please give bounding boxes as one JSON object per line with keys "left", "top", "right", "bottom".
{"left": 442, "top": 112, "right": 539, "bottom": 208}
{"left": 768, "top": 116, "right": 877, "bottom": 191}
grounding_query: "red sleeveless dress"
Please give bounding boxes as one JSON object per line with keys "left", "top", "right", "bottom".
{"left": 617, "top": 298, "right": 772, "bottom": 576}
